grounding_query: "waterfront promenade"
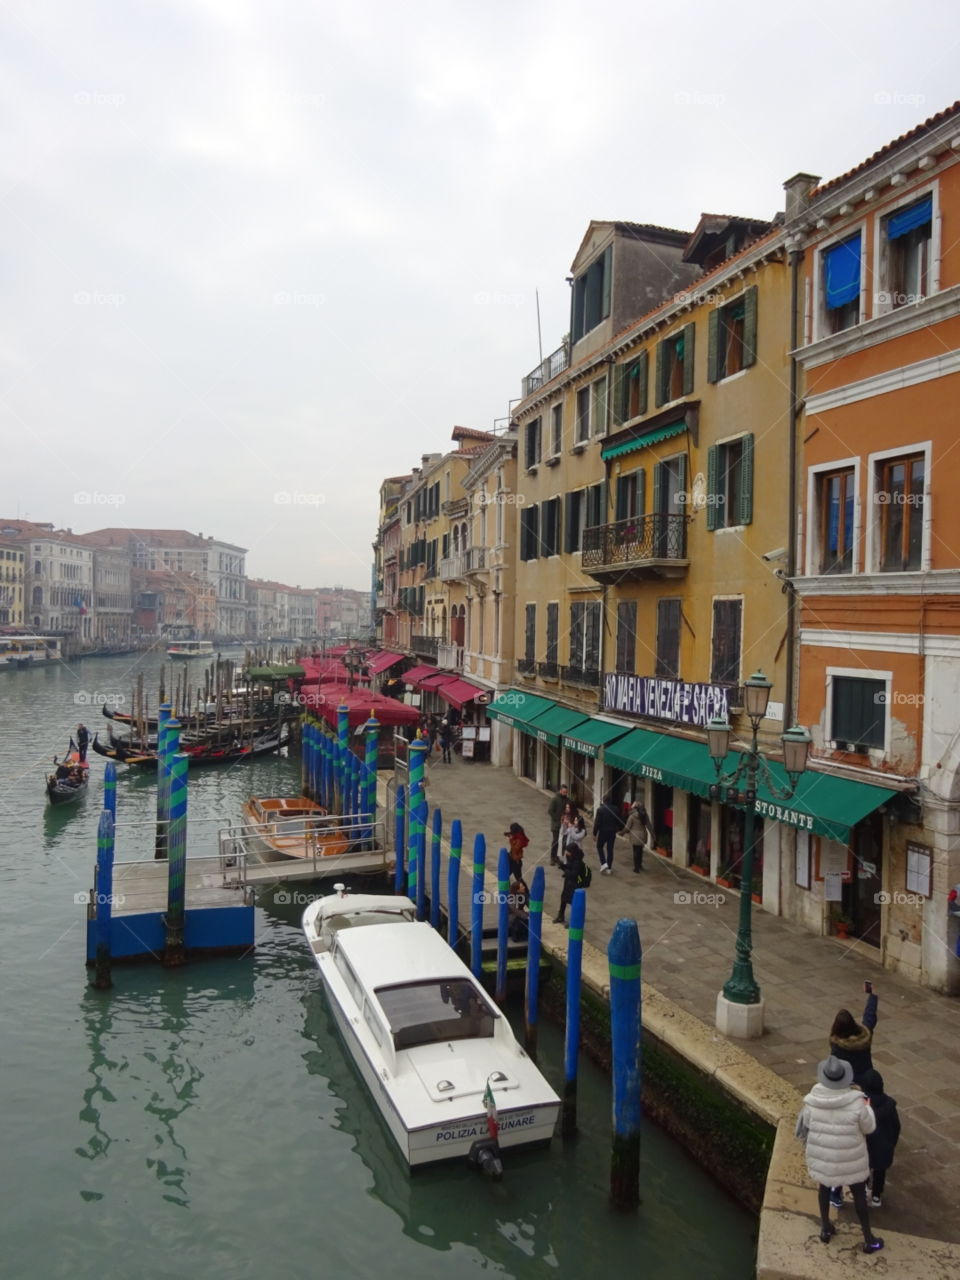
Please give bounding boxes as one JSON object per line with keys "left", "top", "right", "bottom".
{"left": 416, "top": 752, "right": 960, "bottom": 1248}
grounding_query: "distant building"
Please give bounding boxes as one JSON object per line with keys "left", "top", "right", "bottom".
{"left": 1, "top": 519, "right": 94, "bottom": 639}
{"left": 0, "top": 539, "right": 25, "bottom": 628}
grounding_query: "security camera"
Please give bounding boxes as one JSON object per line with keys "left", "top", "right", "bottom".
{"left": 762, "top": 547, "right": 787, "bottom": 562}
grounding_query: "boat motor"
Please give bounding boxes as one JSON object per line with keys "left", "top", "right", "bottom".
{"left": 467, "top": 1138, "right": 503, "bottom": 1180}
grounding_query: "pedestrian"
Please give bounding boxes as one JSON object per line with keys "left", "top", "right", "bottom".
{"left": 548, "top": 783, "right": 569, "bottom": 865}
{"left": 593, "top": 794, "right": 623, "bottom": 874}
{"left": 553, "top": 816, "right": 586, "bottom": 925}
{"left": 795, "top": 1055, "right": 883, "bottom": 1253}
{"left": 859, "top": 1069, "right": 901, "bottom": 1207}
{"left": 508, "top": 875, "right": 530, "bottom": 942}
{"left": 618, "top": 799, "right": 655, "bottom": 872}
{"left": 829, "top": 983, "right": 879, "bottom": 1085}
{"left": 76, "top": 723, "right": 90, "bottom": 764}
{"left": 558, "top": 801, "right": 579, "bottom": 866}
{"left": 439, "top": 719, "right": 454, "bottom": 764}
{"left": 503, "top": 822, "right": 529, "bottom": 881}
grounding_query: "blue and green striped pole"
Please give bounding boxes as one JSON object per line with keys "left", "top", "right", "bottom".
{"left": 154, "top": 702, "right": 172, "bottom": 859}
{"left": 103, "top": 759, "right": 117, "bottom": 822}
{"left": 321, "top": 727, "right": 333, "bottom": 809}
{"left": 164, "top": 750, "right": 189, "bottom": 967}
{"left": 301, "top": 717, "right": 312, "bottom": 798}
{"left": 525, "top": 865, "right": 545, "bottom": 1058}
{"left": 406, "top": 741, "right": 428, "bottom": 912}
{"left": 447, "top": 818, "right": 462, "bottom": 946}
{"left": 562, "top": 886, "right": 587, "bottom": 1138}
{"left": 337, "top": 705, "right": 350, "bottom": 812}
{"left": 496, "top": 847, "right": 510, "bottom": 1005}
{"left": 93, "top": 808, "right": 115, "bottom": 990}
{"left": 609, "top": 918, "right": 643, "bottom": 1210}
{"left": 364, "top": 716, "right": 379, "bottom": 845}
{"left": 430, "top": 808, "right": 442, "bottom": 930}
{"left": 393, "top": 784, "right": 406, "bottom": 894}
{"left": 470, "top": 832, "right": 486, "bottom": 979}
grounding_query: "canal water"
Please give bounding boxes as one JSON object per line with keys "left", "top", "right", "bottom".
{"left": 0, "top": 652, "right": 757, "bottom": 1278}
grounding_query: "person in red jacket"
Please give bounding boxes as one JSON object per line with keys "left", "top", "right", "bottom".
{"left": 504, "top": 822, "right": 529, "bottom": 881}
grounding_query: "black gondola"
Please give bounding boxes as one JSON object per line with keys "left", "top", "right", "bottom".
{"left": 46, "top": 742, "right": 89, "bottom": 806}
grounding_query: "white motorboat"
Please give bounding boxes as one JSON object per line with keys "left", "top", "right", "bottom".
{"left": 302, "top": 887, "right": 560, "bottom": 1167}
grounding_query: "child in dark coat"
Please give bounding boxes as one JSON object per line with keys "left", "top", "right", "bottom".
{"left": 859, "top": 1069, "right": 901, "bottom": 1206}
{"left": 504, "top": 823, "right": 529, "bottom": 881}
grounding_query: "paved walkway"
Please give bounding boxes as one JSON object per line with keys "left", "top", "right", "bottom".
{"left": 415, "top": 752, "right": 960, "bottom": 1244}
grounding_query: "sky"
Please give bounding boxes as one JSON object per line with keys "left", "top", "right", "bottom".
{"left": 1, "top": 0, "right": 957, "bottom": 590}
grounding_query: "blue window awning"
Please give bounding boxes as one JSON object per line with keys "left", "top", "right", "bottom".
{"left": 887, "top": 195, "right": 932, "bottom": 240}
{"left": 824, "top": 235, "right": 861, "bottom": 310}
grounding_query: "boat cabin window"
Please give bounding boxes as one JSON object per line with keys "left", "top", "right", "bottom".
{"left": 332, "top": 948, "right": 364, "bottom": 1008}
{"left": 375, "top": 979, "right": 496, "bottom": 1051}
{"left": 362, "top": 1000, "right": 385, "bottom": 1047}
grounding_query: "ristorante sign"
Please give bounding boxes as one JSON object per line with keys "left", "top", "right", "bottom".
{"left": 603, "top": 672, "right": 732, "bottom": 728}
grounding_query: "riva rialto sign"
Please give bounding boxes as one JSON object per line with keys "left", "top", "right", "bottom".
{"left": 603, "top": 672, "right": 731, "bottom": 728}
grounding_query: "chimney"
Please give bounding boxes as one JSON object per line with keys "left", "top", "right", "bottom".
{"left": 783, "top": 172, "right": 820, "bottom": 223}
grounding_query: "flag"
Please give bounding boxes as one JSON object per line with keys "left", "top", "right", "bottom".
{"left": 483, "top": 1078, "right": 499, "bottom": 1142}
{"left": 74, "top": 596, "right": 87, "bottom": 616}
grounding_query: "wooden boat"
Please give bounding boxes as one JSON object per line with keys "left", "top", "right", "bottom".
{"left": 302, "top": 886, "right": 560, "bottom": 1167}
{"left": 46, "top": 744, "right": 89, "bottom": 806}
{"left": 240, "top": 796, "right": 352, "bottom": 863}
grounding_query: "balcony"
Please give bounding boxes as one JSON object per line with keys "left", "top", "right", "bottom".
{"left": 561, "top": 665, "right": 600, "bottom": 687}
{"left": 411, "top": 634, "right": 439, "bottom": 660}
{"left": 464, "top": 546, "right": 486, "bottom": 574}
{"left": 439, "top": 553, "right": 465, "bottom": 582}
{"left": 522, "top": 341, "right": 570, "bottom": 399}
{"left": 581, "top": 514, "right": 689, "bottom": 582}
{"left": 437, "top": 642, "right": 463, "bottom": 671}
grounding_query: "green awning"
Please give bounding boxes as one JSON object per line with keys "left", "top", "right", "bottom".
{"left": 486, "top": 690, "right": 557, "bottom": 732}
{"left": 528, "top": 703, "right": 592, "bottom": 747}
{"left": 601, "top": 420, "right": 686, "bottom": 461}
{"left": 245, "top": 664, "right": 305, "bottom": 680}
{"left": 605, "top": 726, "right": 896, "bottom": 843}
{"left": 562, "top": 717, "right": 634, "bottom": 759}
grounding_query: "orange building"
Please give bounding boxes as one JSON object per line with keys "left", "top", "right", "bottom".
{"left": 790, "top": 102, "right": 960, "bottom": 990}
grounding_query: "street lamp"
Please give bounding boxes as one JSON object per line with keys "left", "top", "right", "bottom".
{"left": 343, "top": 645, "right": 367, "bottom": 692}
{"left": 707, "top": 670, "right": 812, "bottom": 1038}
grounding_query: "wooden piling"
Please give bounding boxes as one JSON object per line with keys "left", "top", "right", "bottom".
{"left": 524, "top": 865, "right": 545, "bottom": 1059}
{"left": 608, "top": 917, "right": 643, "bottom": 1210}
{"left": 562, "top": 886, "right": 587, "bottom": 1138}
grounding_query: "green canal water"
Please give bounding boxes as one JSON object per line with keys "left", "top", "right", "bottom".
{"left": 0, "top": 652, "right": 757, "bottom": 1278}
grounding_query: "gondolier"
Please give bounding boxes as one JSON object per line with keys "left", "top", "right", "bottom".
{"left": 76, "top": 723, "right": 90, "bottom": 763}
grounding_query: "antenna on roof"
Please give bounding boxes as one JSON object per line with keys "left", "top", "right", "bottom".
{"left": 535, "top": 288, "right": 543, "bottom": 367}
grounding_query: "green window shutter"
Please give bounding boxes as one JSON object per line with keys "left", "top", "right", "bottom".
{"left": 707, "top": 309, "right": 720, "bottom": 383}
{"left": 601, "top": 244, "right": 613, "bottom": 320}
{"left": 654, "top": 340, "right": 665, "bottom": 408}
{"left": 563, "top": 493, "right": 574, "bottom": 553}
{"left": 638, "top": 350, "right": 648, "bottom": 415}
{"left": 614, "top": 364, "right": 626, "bottom": 425}
{"left": 742, "top": 285, "right": 758, "bottom": 368}
{"left": 615, "top": 476, "right": 628, "bottom": 521}
{"left": 738, "top": 433, "right": 755, "bottom": 526}
{"left": 652, "top": 462, "right": 664, "bottom": 516}
{"left": 682, "top": 322, "right": 696, "bottom": 396}
{"left": 637, "top": 466, "right": 647, "bottom": 515}
{"left": 706, "top": 445, "right": 720, "bottom": 532}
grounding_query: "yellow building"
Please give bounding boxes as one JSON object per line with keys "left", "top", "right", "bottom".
{"left": 0, "top": 541, "right": 25, "bottom": 627}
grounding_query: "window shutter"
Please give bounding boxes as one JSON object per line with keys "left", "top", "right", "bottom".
{"left": 563, "top": 493, "right": 575, "bottom": 553}
{"left": 637, "top": 350, "right": 648, "bottom": 415}
{"left": 742, "top": 286, "right": 758, "bottom": 368}
{"left": 530, "top": 503, "right": 540, "bottom": 558}
{"left": 706, "top": 446, "right": 720, "bottom": 532}
{"left": 655, "top": 340, "right": 665, "bottom": 408}
{"left": 707, "top": 308, "right": 720, "bottom": 383}
{"left": 682, "top": 322, "right": 696, "bottom": 396}
{"left": 738, "top": 434, "right": 754, "bottom": 526}
{"left": 601, "top": 244, "right": 613, "bottom": 320}
{"left": 637, "top": 466, "right": 646, "bottom": 515}
{"left": 614, "top": 364, "right": 627, "bottom": 425}
{"left": 652, "top": 462, "right": 664, "bottom": 516}
{"left": 615, "top": 476, "right": 629, "bottom": 521}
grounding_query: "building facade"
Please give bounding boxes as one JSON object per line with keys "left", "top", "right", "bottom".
{"left": 0, "top": 541, "right": 25, "bottom": 627}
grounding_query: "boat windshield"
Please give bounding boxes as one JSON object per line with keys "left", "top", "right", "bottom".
{"left": 375, "top": 979, "right": 495, "bottom": 1050}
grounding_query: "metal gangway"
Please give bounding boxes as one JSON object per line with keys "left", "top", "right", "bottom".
{"left": 217, "top": 814, "right": 392, "bottom": 888}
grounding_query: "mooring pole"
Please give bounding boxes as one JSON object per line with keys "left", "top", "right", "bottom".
{"left": 393, "top": 784, "right": 406, "bottom": 894}
{"left": 164, "top": 749, "right": 189, "bottom": 967}
{"left": 609, "top": 917, "right": 643, "bottom": 1210}
{"left": 430, "top": 807, "right": 442, "bottom": 931}
{"left": 470, "top": 832, "right": 485, "bottom": 979}
{"left": 415, "top": 797, "right": 427, "bottom": 923}
{"left": 103, "top": 760, "right": 117, "bottom": 822}
{"left": 562, "top": 886, "right": 587, "bottom": 1138}
{"left": 524, "top": 865, "right": 545, "bottom": 1059}
{"left": 447, "top": 818, "right": 462, "bottom": 946}
{"left": 364, "top": 715, "right": 379, "bottom": 845}
{"left": 337, "top": 704, "right": 350, "bottom": 812}
{"left": 407, "top": 740, "right": 429, "bottom": 912}
{"left": 321, "top": 727, "right": 333, "bottom": 810}
{"left": 496, "top": 847, "right": 510, "bottom": 1005}
{"left": 154, "top": 702, "right": 172, "bottom": 859}
{"left": 301, "top": 717, "right": 312, "bottom": 799}
{"left": 93, "top": 808, "right": 115, "bottom": 990}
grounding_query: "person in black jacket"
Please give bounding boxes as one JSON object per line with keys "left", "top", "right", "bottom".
{"left": 76, "top": 723, "right": 90, "bottom": 763}
{"left": 553, "top": 818, "right": 586, "bottom": 925}
{"left": 829, "top": 990, "right": 879, "bottom": 1085}
{"left": 859, "top": 1069, "right": 901, "bottom": 1207}
{"left": 593, "top": 795, "right": 623, "bottom": 874}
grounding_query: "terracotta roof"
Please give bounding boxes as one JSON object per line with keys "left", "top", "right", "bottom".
{"left": 814, "top": 100, "right": 960, "bottom": 196}
{"left": 451, "top": 426, "right": 496, "bottom": 442}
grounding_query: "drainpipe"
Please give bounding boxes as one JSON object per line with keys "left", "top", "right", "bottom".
{"left": 785, "top": 244, "right": 802, "bottom": 727}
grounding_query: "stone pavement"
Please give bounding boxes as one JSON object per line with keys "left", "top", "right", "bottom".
{"left": 416, "top": 751, "right": 960, "bottom": 1245}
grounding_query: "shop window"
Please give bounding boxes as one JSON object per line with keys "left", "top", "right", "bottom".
{"left": 707, "top": 286, "right": 757, "bottom": 382}
{"left": 688, "top": 796, "right": 712, "bottom": 874}
{"left": 876, "top": 452, "right": 925, "bottom": 572}
{"left": 652, "top": 782, "right": 673, "bottom": 856}
{"left": 520, "top": 732, "right": 537, "bottom": 781}
{"left": 720, "top": 809, "right": 764, "bottom": 893}
{"left": 830, "top": 675, "right": 885, "bottom": 751}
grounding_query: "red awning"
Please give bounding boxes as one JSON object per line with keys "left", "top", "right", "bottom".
{"left": 299, "top": 684, "right": 420, "bottom": 728}
{"left": 300, "top": 657, "right": 370, "bottom": 684}
{"left": 418, "top": 672, "right": 459, "bottom": 690}
{"left": 401, "top": 664, "right": 438, "bottom": 685}
{"left": 435, "top": 678, "right": 485, "bottom": 709}
{"left": 366, "top": 650, "right": 404, "bottom": 674}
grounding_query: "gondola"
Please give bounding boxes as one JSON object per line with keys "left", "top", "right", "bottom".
{"left": 92, "top": 729, "right": 289, "bottom": 771}
{"left": 46, "top": 741, "right": 90, "bottom": 806}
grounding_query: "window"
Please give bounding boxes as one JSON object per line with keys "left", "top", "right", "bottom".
{"left": 822, "top": 233, "right": 861, "bottom": 333}
{"left": 710, "top": 599, "right": 742, "bottom": 685}
{"left": 706, "top": 435, "right": 754, "bottom": 530}
{"left": 551, "top": 403, "right": 563, "bottom": 456}
{"left": 376, "top": 979, "right": 495, "bottom": 1050}
{"left": 817, "top": 467, "right": 855, "bottom": 573}
{"left": 882, "top": 195, "right": 932, "bottom": 309}
{"left": 616, "top": 601, "right": 637, "bottom": 672}
{"left": 546, "top": 603, "right": 559, "bottom": 666}
{"left": 656, "top": 599, "right": 681, "bottom": 678}
{"left": 707, "top": 287, "right": 757, "bottom": 382}
{"left": 571, "top": 244, "right": 612, "bottom": 343}
{"left": 524, "top": 603, "right": 536, "bottom": 662}
{"left": 569, "top": 601, "right": 601, "bottom": 670}
{"left": 525, "top": 417, "right": 542, "bottom": 470}
{"left": 564, "top": 491, "right": 586, "bottom": 553}
{"left": 591, "top": 377, "right": 608, "bottom": 437}
{"left": 615, "top": 468, "right": 645, "bottom": 521}
{"left": 831, "top": 675, "right": 885, "bottom": 750}
{"left": 585, "top": 482, "right": 606, "bottom": 529}
{"left": 877, "top": 453, "right": 925, "bottom": 572}
{"left": 615, "top": 352, "right": 648, "bottom": 424}
{"left": 519, "top": 505, "right": 540, "bottom": 561}
{"left": 575, "top": 387, "right": 590, "bottom": 444}
{"left": 541, "top": 497, "right": 561, "bottom": 556}
{"left": 655, "top": 323, "right": 695, "bottom": 407}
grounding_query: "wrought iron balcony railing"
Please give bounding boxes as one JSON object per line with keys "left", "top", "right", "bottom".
{"left": 581, "top": 513, "right": 688, "bottom": 574}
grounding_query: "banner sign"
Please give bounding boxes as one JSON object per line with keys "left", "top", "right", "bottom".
{"left": 603, "top": 672, "right": 731, "bottom": 728}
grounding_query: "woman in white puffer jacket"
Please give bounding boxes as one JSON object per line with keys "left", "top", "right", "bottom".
{"left": 797, "top": 1056, "right": 883, "bottom": 1252}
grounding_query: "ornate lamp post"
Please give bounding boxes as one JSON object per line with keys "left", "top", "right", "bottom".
{"left": 707, "top": 671, "right": 812, "bottom": 1038}
{"left": 343, "top": 645, "right": 368, "bottom": 692}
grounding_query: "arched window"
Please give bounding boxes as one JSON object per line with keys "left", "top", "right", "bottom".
{"left": 32, "top": 586, "right": 43, "bottom": 606}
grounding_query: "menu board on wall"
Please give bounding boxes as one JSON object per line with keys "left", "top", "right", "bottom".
{"left": 906, "top": 843, "right": 932, "bottom": 897}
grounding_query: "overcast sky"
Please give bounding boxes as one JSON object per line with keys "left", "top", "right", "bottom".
{"left": 1, "top": 0, "right": 956, "bottom": 590}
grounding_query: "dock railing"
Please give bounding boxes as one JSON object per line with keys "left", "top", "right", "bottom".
{"left": 217, "top": 815, "right": 390, "bottom": 887}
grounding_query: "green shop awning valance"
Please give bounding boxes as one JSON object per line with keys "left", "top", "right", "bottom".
{"left": 601, "top": 420, "right": 686, "bottom": 462}
{"left": 486, "top": 690, "right": 557, "bottom": 732}
{"left": 527, "top": 703, "right": 591, "bottom": 747}
{"left": 562, "top": 717, "right": 633, "bottom": 759}
{"left": 245, "top": 664, "right": 305, "bottom": 680}
{"left": 605, "top": 727, "right": 896, "bottom": 843}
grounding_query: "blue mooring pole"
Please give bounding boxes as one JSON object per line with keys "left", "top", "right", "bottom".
{"left": 415, "top": 798, "right": 427, "bottom": 923}
{"left": 407, "top": 741, "right": 428, "bottom": 912}
{"left": 609, "top": 918, "right": 643, "bottom": 1210}
{"left": 302, "top": 718, "right": 313, "bottom": 800}
{"left": 154, "top": 702, "right": 172, "bottom": 859}
{"left": 393, "top": 784, "right": 406, "bottom": 894}
{"left": 496, "top": 847, "right": 510, "bottom": 1005}
{"left": 93, "top": 808, "right": 115, "bottom": 990}
{"left": 337, "top": 704, "right": 350, "bottom": 811}
{"left": 524, "top": 865, "right": 545, "bottom": 1058}
{"left": 364, "top": 716, "right": 379, "bottom": 845}
{"left": 164, "top": 750, "right": 189, "bottom": 967}
{"left": 470, "top": 832, "right": 485, "bottom": 979}
{"left": 103, "top": 760, "right": 117, "bottom": 822}
{"left": 430, "top": 807, "right": 442, "bottom": 931}
{"left": 562, "top": 886, "right": 587, "bottom": 1138}
{"left": 447, "top": 818, "right": 462, "bottom": 946}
